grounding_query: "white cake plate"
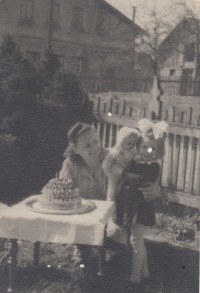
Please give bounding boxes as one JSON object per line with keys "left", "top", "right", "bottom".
{"left": 26, "top": 198, "right": 96, "bottom": 215}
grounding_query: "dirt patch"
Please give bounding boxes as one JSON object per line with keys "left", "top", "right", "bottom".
{"left": 0, "top": 236, "right": 198, "bottom": 293}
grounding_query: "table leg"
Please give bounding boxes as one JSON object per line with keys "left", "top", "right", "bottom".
{"left": 7, "top": 239, "right": 18, "bottom": 293}
{"left": 33, "top": 242, "right": 40, "bottom": 268}
{"left": 98, "top": 226, "right": 107, "bottom": 276}
{"left": 98, "top": 245, "right": 106, "bottom": 276}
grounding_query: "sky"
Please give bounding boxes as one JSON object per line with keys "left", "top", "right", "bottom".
{"left": 105, "top": 0, "right": 200, "bottom": 28}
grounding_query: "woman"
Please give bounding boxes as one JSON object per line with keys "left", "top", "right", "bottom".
{"left": 59, "top": 122, "right": 108, "bottom": 200}
{"left": 59, "top": 122, "right": 159, "bottom": 279}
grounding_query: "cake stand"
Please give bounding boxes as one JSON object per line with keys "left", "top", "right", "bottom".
{"left": 26, "top": 198, "right": 96, "bottom": 215}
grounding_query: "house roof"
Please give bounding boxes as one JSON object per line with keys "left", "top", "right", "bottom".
{"left": 159, "top": 18, "right": 199, "bottom": 50}
{"left": 97, "top": 0, "right": 146, "bottom": 35}
{"left": 158, "top": 17, "right": 199, "bottom": 64}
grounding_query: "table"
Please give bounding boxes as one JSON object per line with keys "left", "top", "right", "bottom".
{"left": 0, "top": 195, "right": 115, "bottom": 292}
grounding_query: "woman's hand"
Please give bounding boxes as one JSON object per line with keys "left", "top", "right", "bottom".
{"left": 106, "top": 219, "right": 121, "bottom": 239}
{"left": 138, "top": 182, "right": 160, "bottom": 202}
{"left": 122, "top": 170, "right": 141, "bottom": 186}
{"left": 106, "top": 197, "right": 115, "bottom": 201}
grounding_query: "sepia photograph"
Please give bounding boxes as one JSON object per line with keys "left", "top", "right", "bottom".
{"left": 0, "top": 0, "right": 199, "bottom": 292}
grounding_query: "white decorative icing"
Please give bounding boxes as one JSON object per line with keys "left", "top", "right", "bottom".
{"left": 39, "top": 178, "right": 82, "bottom": 210}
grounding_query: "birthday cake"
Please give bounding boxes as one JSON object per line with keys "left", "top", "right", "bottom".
{"left": 38, "top": 178, "right": 82, "bottom": 210}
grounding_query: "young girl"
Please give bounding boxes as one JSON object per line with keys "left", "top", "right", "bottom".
{"left": 119, "top": 118, "right": 168, "bottom": 284}
{"left": 102, "top": 126, "right": 141, "bottom": 201}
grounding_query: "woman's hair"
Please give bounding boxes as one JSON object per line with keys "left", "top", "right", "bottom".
{"left": 63, "top": 122, "right": 97, "bottom": 161}
{"left": 136, "top": 129, "right": 165, "bottom": 159}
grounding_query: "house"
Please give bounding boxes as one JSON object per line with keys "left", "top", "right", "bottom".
{"left": 0, "top": 0, "right": 145, "bottom": 92}
{"left": 158, "top": 18, "right": 200, "bottom": 95}
{"left": 159, "top": 18, "right": 198, "bottom": 79}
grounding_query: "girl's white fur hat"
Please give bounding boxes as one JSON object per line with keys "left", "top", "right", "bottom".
{"left": 116, "top": 126, "right": 140, "bottom": 147}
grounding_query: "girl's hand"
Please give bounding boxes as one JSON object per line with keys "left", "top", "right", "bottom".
{"left": 108, "top": 164, "right": 124, "bottom": 178}
{"left": 138, "top": 182, "right": 160, "bottom": 202}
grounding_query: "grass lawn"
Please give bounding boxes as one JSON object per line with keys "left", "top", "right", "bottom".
{"left": 0, "top": 237, "right": 198, "bottom": 293}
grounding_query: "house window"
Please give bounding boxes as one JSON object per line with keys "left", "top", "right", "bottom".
{"left": 72, "top": 57, "right": 83, "bottom": 76}
{"left": 170, "top": 69, "right": 175, "bottom": 76}
{"left": 52, "top": 3, "right": 60, "bottom": 26}
{"left": 20, "top": 0, "right": 34, "bottom": 20}
{"left": 27, "top": 51, "right": 40, "bottom": 69}
{"left": 185, "top": 43, "right": 195, "bottom": 62}
{"left": 57, "top": 55, "right": 65, "bottom": 72}
{"left": 96, "top": 10, "right": 108, "bottom": 32}
{"left": 71, "top": 7, "right": 84, "bottom": 31}
{"left": 178, "top": 54, "right": 184, "bottom": 66}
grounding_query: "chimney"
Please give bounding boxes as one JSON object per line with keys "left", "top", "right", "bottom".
{"left": 132, "top": 7, "right": 136, "bottom": 23}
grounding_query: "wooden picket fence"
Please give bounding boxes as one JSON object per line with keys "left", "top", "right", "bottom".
{"left": 90, "top": 78, "right": 200, "bottom": 208}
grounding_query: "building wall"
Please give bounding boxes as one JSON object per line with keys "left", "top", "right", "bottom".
{"left": 160, "top": 50, "right": 195, "bottom": 78}
{"left": 159, "top": 21, "right": 197, "bottom": 79}
{"left": 0, "top": 0, "right": 139, "bottom": 78}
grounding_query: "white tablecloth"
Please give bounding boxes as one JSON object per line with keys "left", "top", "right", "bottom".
{"left": 0, "top": 195, "right": 115, "bottom": 246}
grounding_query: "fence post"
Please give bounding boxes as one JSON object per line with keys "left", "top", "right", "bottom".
{"left": 97, "top": 75, "right": 102, "bottom": 93}
{"left": 148, "top": 75, "right": 162, "bottom": 120}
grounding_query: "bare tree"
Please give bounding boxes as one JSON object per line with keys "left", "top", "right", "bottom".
{"left": 135, "top": 8, "right": 174, "bottom": 76}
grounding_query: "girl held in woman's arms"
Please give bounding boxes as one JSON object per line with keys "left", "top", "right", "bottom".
{"left": 102, "top": 127, "right": 141, "bottom": 201}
